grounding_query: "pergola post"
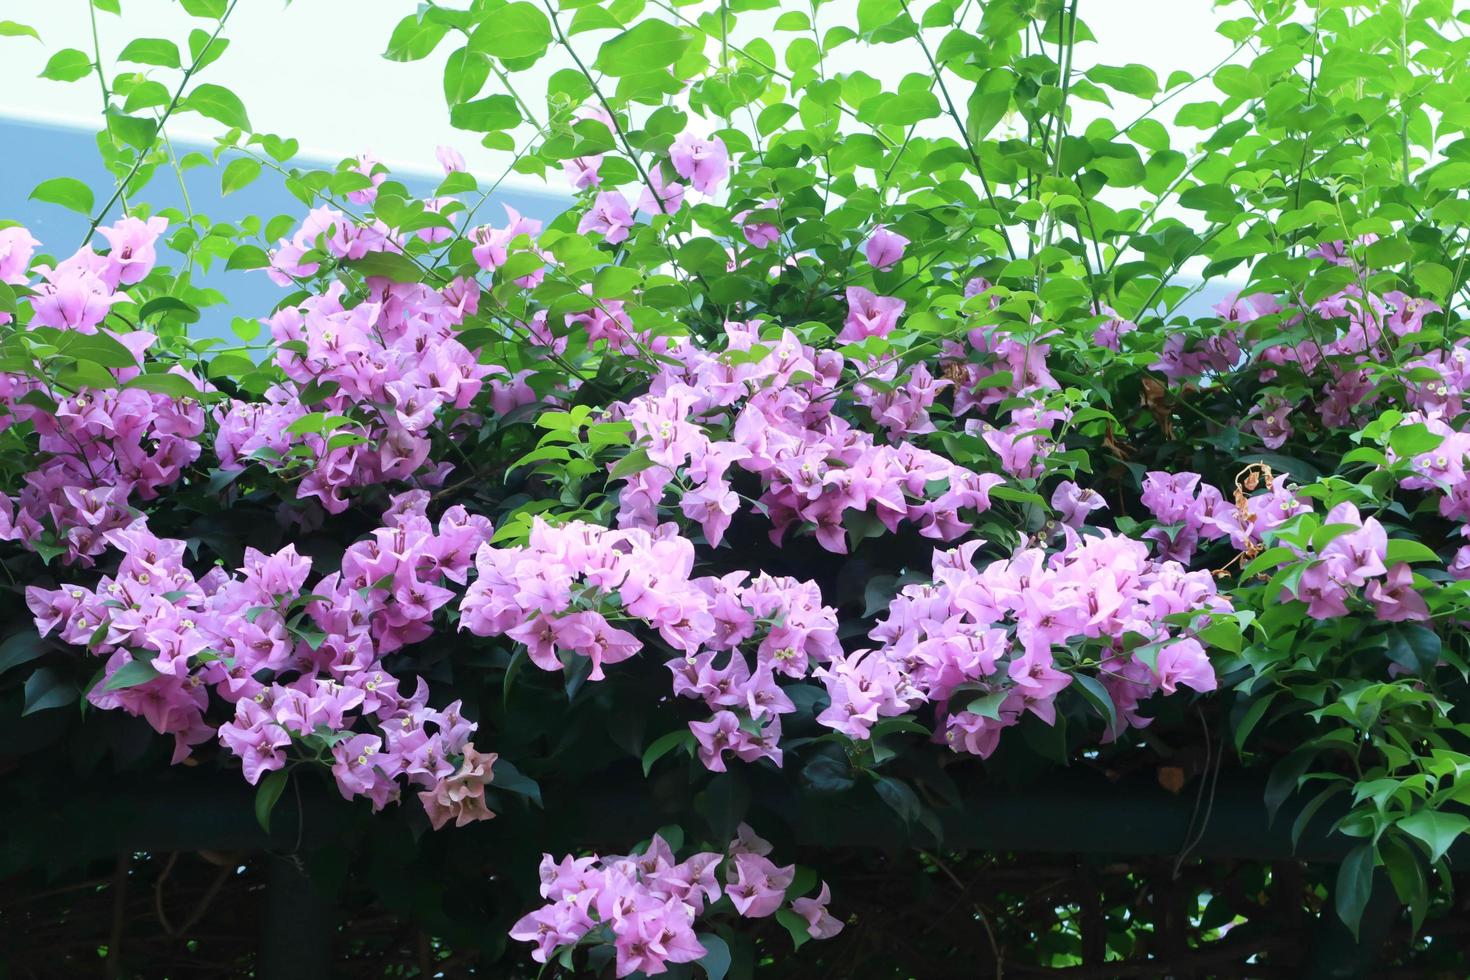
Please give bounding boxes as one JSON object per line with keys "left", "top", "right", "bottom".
{"left": 258, "top": 854, "right": 336, "bottom": 980}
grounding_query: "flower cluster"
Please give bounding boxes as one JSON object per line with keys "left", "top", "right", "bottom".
{"left": 26, "top": 491, "right": 497, "bottom": 824}
{"left": 226, "top": 204, "right": 514, "bottom": 513}
{"left": 817, "top": 530, "right": 1229, "bottom": 754}
{"left": 0, "top": 220, "right": 208, "bottom": 565}
{"left": 571, "top": 127, "right": 730, "bottom": 243}
{"left": 459, "top": 518, "right": 697, "bottom": 679}
{"left": 668, "top": 571, "right": 839, "bottom": 772}
{"left": 461, "top": 517, "right": 840, "bottom": 773}
{"left": 510, "top": 824, "right": 840, "bottom": 976}
{"left": 1140, "top": 469, "right": 1312, "bottom": 563}
{"left": 612, "top": 320, "right": 1006, "bottom": 553}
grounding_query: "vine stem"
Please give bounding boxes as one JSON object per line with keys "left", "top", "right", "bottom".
{"left": 88, "top": 2, "right": 127, "bottom": 215}
{"left": 81, "top": 0, "right": 241, "bottom": 247}
{"left": 537, "top": 0, "right": 664, "bottom": 219}
{"left": 897, "top": 0, "right": 1016, "bottom": 262}
{"left": 87, "top": 4, "right": 111, "bottom": 124}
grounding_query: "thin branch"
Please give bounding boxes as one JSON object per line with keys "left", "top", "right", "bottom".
{"left": 897, "top": 0, "right": 1016, "bottom": 261}
{"left": 82, "top": 0, "right": 241, "bottom": 245}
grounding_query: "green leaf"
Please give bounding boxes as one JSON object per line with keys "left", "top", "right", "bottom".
{"left": 442, "top": 46, "right": 489, "bottom": 104}
{"left": 344, "top": 250, "right": 425, "bottom": 283}
{"left": 220, "top": 157, "right": 261, "bottom": 195}
{"left": 595, "top": 19, "right": 689, "bottom": 76}
{"left": 609, "top": 447, "right": 655, "bottom": 481}
{"left": 700, "top": 772, "right": 749, "bottom": 843}
{"left": 989, "top": 485, "right": 1047, "bottom": 507}
{"left": 226, "top": 243, "right": 270, "bottom": 270}
{"left": 1334, "top": 844, "right": 1376, "bottom": 939}
{"left": 57, "top": 360, "right": 119, "bottom": 391}
{"left": 384, "top": 12, "right": 449, "bottom": 62}
{"left": 865, "top": 90, "right": 941, "bottom": 126}
{"left": 966, "top": 690, "right": 1007, "bottom": 720}
{"left": 138, "top": 296, "right": 200, "bottom": 323}
{"left": 29, "top": 177, "right": 94, "bottom": 215}
{"left": 469, "top": 3, "right": 552, "bottom": 60}
{"left": 449, "top": 94, "right": 521, "bottom": 132}
{"left": 1086, "top": 63, "right": 1159, "bottom": 98}
{"left": 1175, "top": 101, "right": 1222, "bottom": 128}
{"left": 1427, "top": 161, "right": 1470, "bottom": 193}
{"left": 180, "top": 0, "right": 226, "bottom": 16}
{"left": 39, "top": 48, "right": 92, "bottom": 82}
{"left": 856, "top": 0, "right": 903, "bottom": 34}
{"left": 592, "top": 266, "right": 640, "bottom": 298}
{"left": 1264, "top": 747, "right": 1318, "bottom": 823}
{"left": 1197, "top": 617, "right": 1242, "bottom": 654}
{"left": 122, "top": 79, "right": 170, "bottom": 113}
{"left": 569, "top": 5, "right": 623, "bottom": 35}
{"left": 57, "top": 331, "right": 137, "bottom": 369}
{"left": 1213, "top": 63, "right": 1264, "bottom": 98}
{"left": 695, "top": 933, "right": 731, "bottom": 980}
{"left": 642, "top": 728, "right": 691, "bottom": 776}
{"left": 775, "top": 908, "right": 813, "bottom": 950}
{"left": 124, "top": 373, "right": 201, "bottom": 399}
{"left": 254, "top": 768, "right": 289, "bottom": 832}
{"left": 103, "top": 658, "right": 162, "bottom": 690}
{"left": 874, "top": 775, "right": 921, "bottom": 824}
{"left": 284, "top": 412, "right": 346, "bottom": 436}
{"left": 1234, "top": 692, "right": 1277, "bottom": 755}
{"left": 490, "top": 757, "right": 543, "bottom": 807}
{"left": 1397, "top": 809, "right": 1469, "bottom": 863}
{"left": 1412, "top": 261, "right": 1453, "bottom": 299}
{"left": 1385, "top": 625, "right": 1441, "bottom": 677}
{"left": 182, "top": 82, "right": 251, "bottom": 131}
{"left": 1379, "top": 836, "right": 1429, "bottom": 937}
{"left": 187, "top": 27, "right": 228, "bottom": 70}
{"left": 106, "top": 111, "right": 157, "bottom": 150}
{"left": 1388, "top": 422, "right": 1442, "bottom": 457}
{"left": 0, "top": 632, "right": 47, "bottom": 675}
{"left": 966, "top": 68, "right": 1013, "bottom": 143}
{"left": 1384, "top": 539, "right": 1438, "bottom": 565}
{"left": 22, "top": 666, "right": 77, "bottom": 715}
{"left": 118, "top": 37, "right": 181, "bottom": 68}
{"left": 1070, "top": 673, "right": 1118, "bottom": 731}
{"left": 0, "top": 21, "right": 41, "bottom": 41}
{"left": 1241, "top": 545, "right": 1299, "bottom": 578}
{"left": 1291, "top": 784, "right": 1346, "bottom": 850}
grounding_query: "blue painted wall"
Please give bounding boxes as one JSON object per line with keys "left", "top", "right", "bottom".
{"left": 0, "top": 117, "right": 567, "bottom": 341}
{"left": 0, "top": 117, "right": 1237, "bottom": 338}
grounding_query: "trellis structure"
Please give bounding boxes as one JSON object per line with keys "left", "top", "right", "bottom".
{"left": 4, "top": 760, "right": 1462, "bottom": 978}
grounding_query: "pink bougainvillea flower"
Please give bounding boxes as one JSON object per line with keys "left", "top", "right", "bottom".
{"left": 435, "top": 144, "right": 466, "bottom": 173}
{"left": 735, "top": 199, "right": 780, "bottom": 248}
{"left": 864, "top": 225, "right": 909, "bottom": 269}
{"left": 345, "top": 152, "right": 386, "bottom": 204}
{"left": 578, "top": 191, "right": 634, "bottom": 244}
{"left": 792, "top": 883, "right": 845, "bottom": 939}
{"left": 839, "top": 286, "right": 905, "bottom": 342}
{"left": 418, "top": 744, "right": 498, "bottom": 830}
{"left": 97, "top": 215, "right": 167, "bottom": 287}
{"left": 563, "top": 154, "right": 604, "bottom": 191}
{"left": 724, "top": 852, "right": 795, "bottom": 918}
{"left": 0, "top": 225, "right": 40, "bottom": 284}
{"left": 669, "top": 132, "right": 729, "bottom": 195}
{"left": 637, "top": 163, "right": 686, "bottom": 216}
{"left": 1365, "top": 562, "right": 1430, "bottom": 623}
